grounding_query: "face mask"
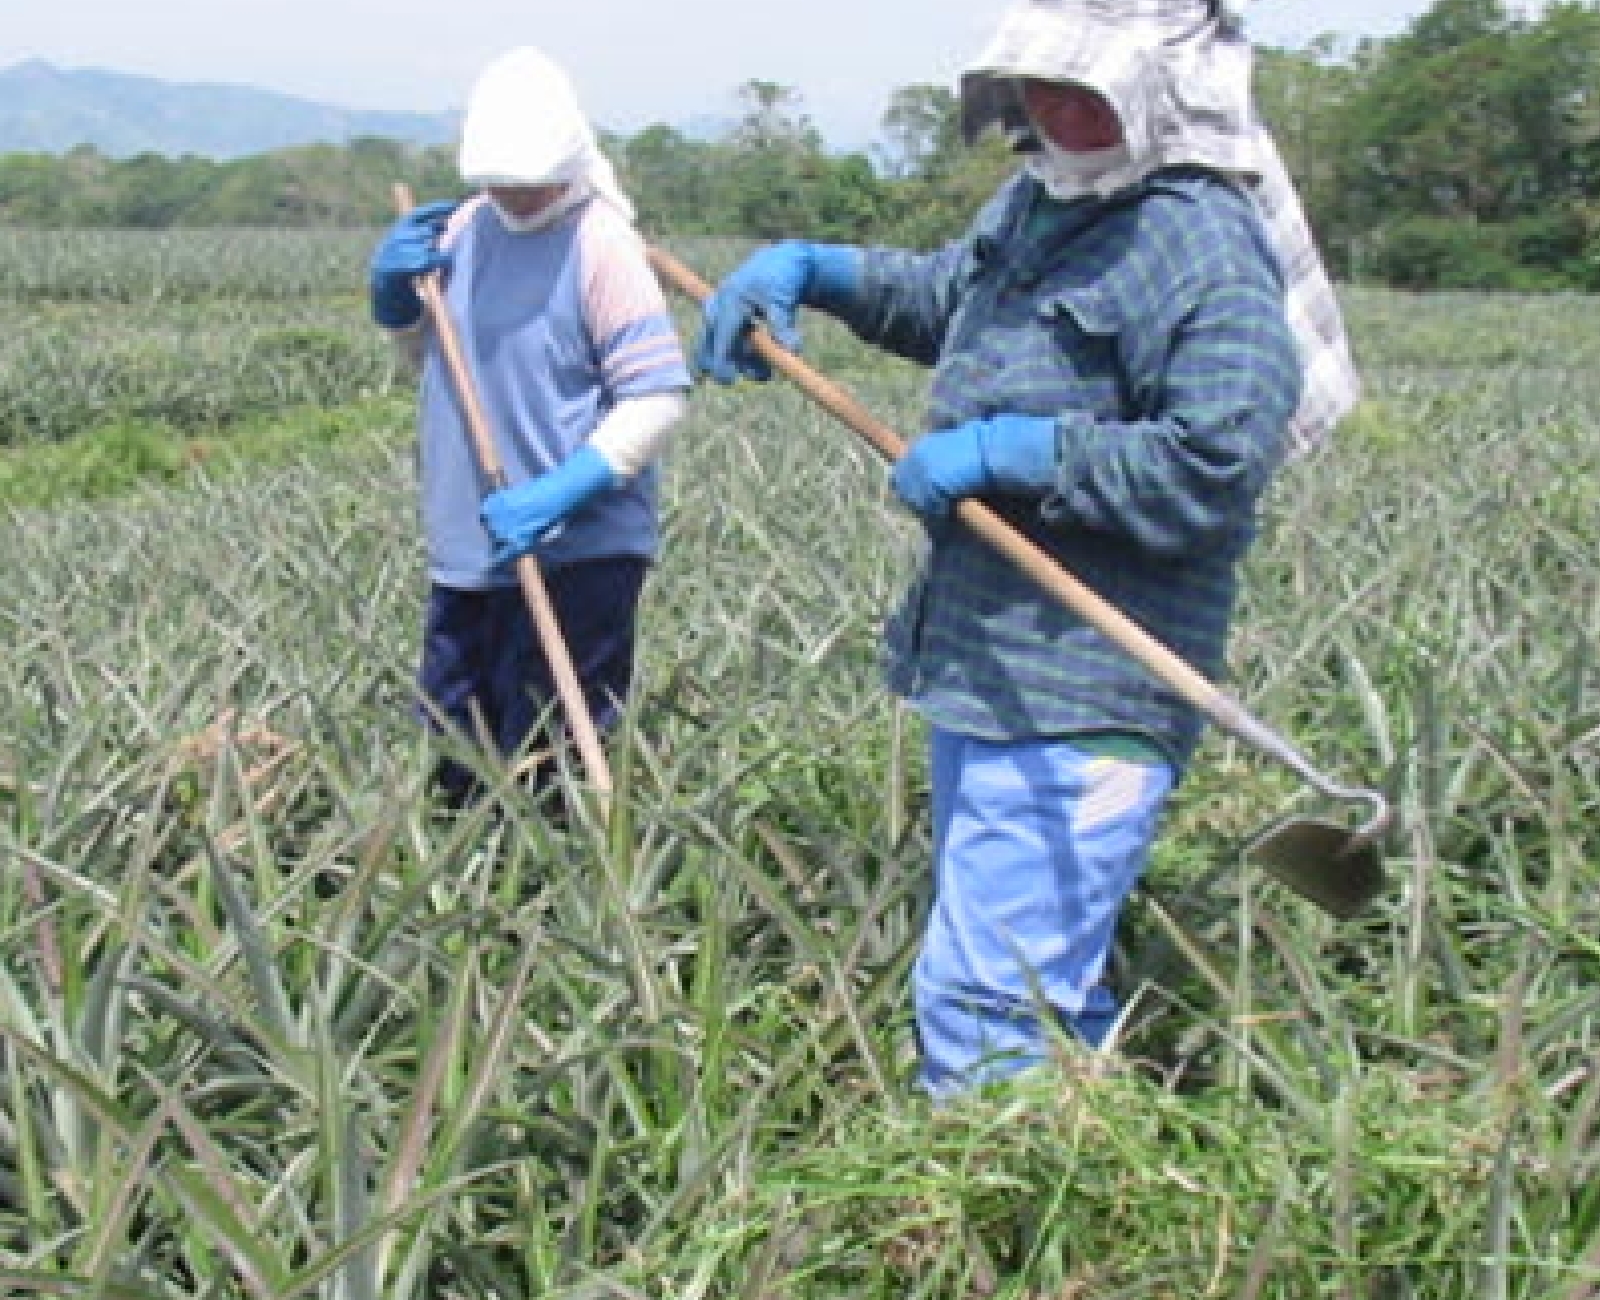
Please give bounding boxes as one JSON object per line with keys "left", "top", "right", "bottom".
{"left": 1025, "top": 140, "right": 1140, "bottom": 201}
{"left": 489, "top": 182, "right": 586, "bottom": 232}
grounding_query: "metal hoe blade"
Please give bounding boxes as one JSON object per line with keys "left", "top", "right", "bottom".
{"left": 642, "top": 247, "right": 1394, "bottom": 922}
{"left": 1243, "top": 817, "right": 1387, "bottom": 920}
{"left": 1215, "top": 701, "right": 1392, "bottom": 918}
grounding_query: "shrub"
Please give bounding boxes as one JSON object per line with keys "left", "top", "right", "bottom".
{"left": 1366, "top": 216, "right": 1527, "bottom": 290}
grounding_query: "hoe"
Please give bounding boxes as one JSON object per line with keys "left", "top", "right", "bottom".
{"left": 649, "top": 246, "right": 1390, "bottom": 920}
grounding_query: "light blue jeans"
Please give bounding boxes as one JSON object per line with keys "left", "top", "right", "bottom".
{"left": 914, "top": 728, "right": 1176, "bottom": 1096}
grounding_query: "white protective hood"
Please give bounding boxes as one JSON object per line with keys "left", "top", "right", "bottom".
{"left": 457, "top": 46, "right": 635, "bottom": 223}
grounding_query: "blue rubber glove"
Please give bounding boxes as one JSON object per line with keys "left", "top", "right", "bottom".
{"left": 695, "top": 241, "right": 862, "bottom": 384}
{"left": 890, "top": 414, "right": 1061, "bottom": 520}
{"left": 479, "top": 445, "right": 617, "bottom": 566}
{"left": 369, "top": 199, "right": 458, "bottom": 328}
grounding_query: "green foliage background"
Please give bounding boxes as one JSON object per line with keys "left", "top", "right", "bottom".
{"left": 2, "top": 0, "right": 1598, "bottom": 287}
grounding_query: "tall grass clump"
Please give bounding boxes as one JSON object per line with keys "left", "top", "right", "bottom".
{"left": 1, "top": 249, "right": 1597, "bottom": 1296}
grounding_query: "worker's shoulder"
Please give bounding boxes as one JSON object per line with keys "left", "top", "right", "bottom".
{"left": 441, "top": 193, "right": 491, "bottom": 250}
{"left": 571, "top": 197, "right": 646, "bottom": 262}
{"left": 575, "top": 196, "right": 643, "bottom": 241}
{"left": 1135, "top": 170, "right": 1276, "bottom": 280}
{"left": 1139, "top": 169, "right": 1258, "bottom": 233}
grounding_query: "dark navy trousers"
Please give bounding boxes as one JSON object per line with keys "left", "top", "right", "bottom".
{"left": 417, "top": 557, "right": 646, "bottom": 804}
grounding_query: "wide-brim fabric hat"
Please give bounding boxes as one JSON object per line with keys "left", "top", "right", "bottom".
{"left": 960, "top": 0, "right": 1255, "bottom": 177}
{"left": 961, "top": 0, "right": 1156, "bottom": 153}
{"left": 960, "top": 0, "right": 1359, "bottom": 454}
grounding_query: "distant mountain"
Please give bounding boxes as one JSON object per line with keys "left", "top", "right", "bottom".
{"left": 0, "top": 60, "right": 460, "bottom": 159}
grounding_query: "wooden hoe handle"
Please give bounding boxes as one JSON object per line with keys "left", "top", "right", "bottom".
{"left": 644, "top": 243, "right": 1386, "bottom": 816}
{"left": 644, "top": 247, "right": 1227, "bottom": 711}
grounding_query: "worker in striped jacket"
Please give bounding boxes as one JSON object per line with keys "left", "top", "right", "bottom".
{"left": 697, "top": 0, "right": 1357, "bottom": 1094}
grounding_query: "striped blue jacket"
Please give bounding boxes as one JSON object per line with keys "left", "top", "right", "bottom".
{"left": 836, "top": 168, "right": 1302, "bottom": 766}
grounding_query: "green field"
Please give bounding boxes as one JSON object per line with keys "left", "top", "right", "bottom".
{"left": 1, "top": 231, "right": 1597, "bottom": 1297}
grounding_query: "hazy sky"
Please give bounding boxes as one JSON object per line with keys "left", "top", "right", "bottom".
{"left": 0, "top": 2, "right": 1532, "bottom": 147}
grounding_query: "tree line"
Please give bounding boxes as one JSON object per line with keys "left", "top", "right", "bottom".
{"left": 1, "top": 0, "right": 1596, "bottom": 290}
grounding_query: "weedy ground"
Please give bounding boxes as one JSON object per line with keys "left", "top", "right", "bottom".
{"left": 1, "top": 237, "right": 1597, "bottom": 1298}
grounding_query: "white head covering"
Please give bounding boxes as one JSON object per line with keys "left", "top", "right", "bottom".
{"left": 457, "top": 46, "right": 635, "bottom": 224}
{"left": 961, "top": 0, "right": 1359, "bottom": 454}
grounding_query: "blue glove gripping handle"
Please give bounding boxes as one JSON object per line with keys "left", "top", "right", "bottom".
{"left": 890, "top": 415, "right": 1062, "bottom": 522}
{"left": 371, "top": 274, "right": 424, "bottom": 329}
{"left": 889, "top": 423, "right": 987, "bottom": 520}
{"left": 481, "top": 445, "right": 618, "bottom": 565}
{"left": 369, "top": 200, "right": 457, "bottom": 329}
{"left": 695, "top": 241, "right": 863, "bottom": 384}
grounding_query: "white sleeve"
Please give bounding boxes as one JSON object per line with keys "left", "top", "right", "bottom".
{"left": 589, "top": 391, "right": 686, "bottom": 481}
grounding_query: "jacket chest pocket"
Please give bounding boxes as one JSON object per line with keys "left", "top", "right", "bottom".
{"left": 1036, "top": 286, "right": 1145, "bottom": 419}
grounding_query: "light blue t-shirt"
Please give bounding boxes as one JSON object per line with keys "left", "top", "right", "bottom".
{"left": 417, "top": 194, "right": 690, "bottom": 588}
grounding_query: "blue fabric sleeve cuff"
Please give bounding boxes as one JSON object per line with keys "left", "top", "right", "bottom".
{"left": 807, "top": 244, "right": 864, "bottom": 314}
{"left": 1041, "top": 413, "right": 1090, "bottom": 525}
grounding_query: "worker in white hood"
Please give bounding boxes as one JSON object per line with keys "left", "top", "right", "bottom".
{"left": 368, "top": 46, "right": 690, "bottom": 808}
{"left": 456, "top": 45, "right": 635, "bottom": 229}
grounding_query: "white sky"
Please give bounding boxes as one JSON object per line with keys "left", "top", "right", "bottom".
{"left": 0, "top": 2, "right": 1524, "bottom": 147}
